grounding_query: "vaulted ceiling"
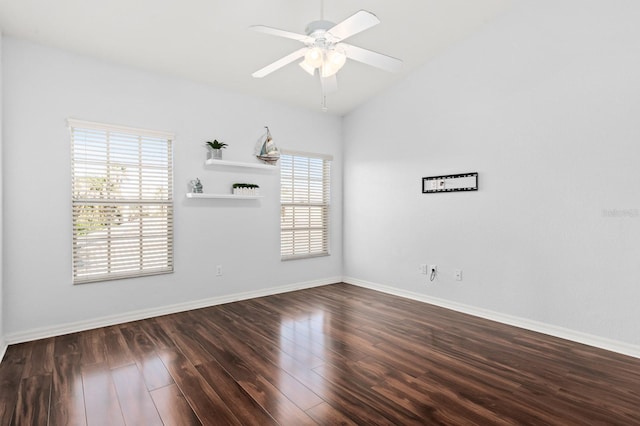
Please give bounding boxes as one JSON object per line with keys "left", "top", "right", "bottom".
{"left": 0, "top": 0, "right": 512, "bottom": 115}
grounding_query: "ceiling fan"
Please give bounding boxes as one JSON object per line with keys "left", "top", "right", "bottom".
{"left": 250, "top": 2, "right": 402, "bottom": 110}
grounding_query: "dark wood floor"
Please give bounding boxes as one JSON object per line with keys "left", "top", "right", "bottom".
{"left": 1, "top": 283, "right": 639, "bottom": 425}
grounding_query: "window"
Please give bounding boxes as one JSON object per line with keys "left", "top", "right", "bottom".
{"left": 69, "top": 119, "right": 174, "bottom": 284}
{"left": 280, "top": 151, "right": 332, "bottom": 259}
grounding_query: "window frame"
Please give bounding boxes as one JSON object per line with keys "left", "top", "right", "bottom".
{"left": 69, "top": 119, "right": 174, "bottom": 284}
{"left": 280, "top": 150, "right": 332, "bottom": 260}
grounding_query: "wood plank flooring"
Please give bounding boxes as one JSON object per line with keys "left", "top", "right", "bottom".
{"left": 1, "top": 283, "right": 639, "bottom": 425}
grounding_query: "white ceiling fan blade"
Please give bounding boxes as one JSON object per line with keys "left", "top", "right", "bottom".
{"left": 250, "top": 25, "right": 312, "bottom": 43}
{"left": 252, "top": 48, "right": 308, "bottom": 78}
{"left": 320, "top": 74, "right": 338, "bottom": 94}
{"left": 328, "top": 10, "right": 380, "bottom": 41}
{"left": 341, "top": 43, "right": 403, "bottom": 73}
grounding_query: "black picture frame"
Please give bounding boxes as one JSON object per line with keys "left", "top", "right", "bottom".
{"left": 422, "top": 172, "right": 478, "bottom": 193}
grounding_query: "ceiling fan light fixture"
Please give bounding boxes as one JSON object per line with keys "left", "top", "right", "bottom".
{"left": 327, "top": 47, "right": 347, "bottom": 68}
{"left": 299, "top": 59, "right": 316, "bottom": 76}
{"left": 304, "top": 47, "right": 324, "bottom": 68}
{"left": 320, "top": 48, "right": 346, "bottom": 77}
{"left": 251, "top": 8, "right": 403, "bottom": 110}
{"left": 321, "top": 62, "right": 338, "bottom": 78}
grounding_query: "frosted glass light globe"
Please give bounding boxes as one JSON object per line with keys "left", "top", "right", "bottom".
{"left": 304, "top": 47, "right": 323, "bottom": 68}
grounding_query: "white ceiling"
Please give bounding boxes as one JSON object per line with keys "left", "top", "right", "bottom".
{"left": 0, "top": 0, "right": 512, "bottom": 116}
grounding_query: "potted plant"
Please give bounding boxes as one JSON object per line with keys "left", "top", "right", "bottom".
{"left": 205, "top": 140, "right": 228, "bottom": 160}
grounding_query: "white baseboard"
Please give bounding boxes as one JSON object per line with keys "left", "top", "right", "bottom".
{"left": 0, "top": 338, "right": 7, "bottom": 363}
{"left": 343, "top": 276, "right": 640, "bottom": 359}
{"left": 6, "top": 276, "right": 638, "bottom": 360}
{"left": 4, "top": 277, "right": 340, "bottom": 345}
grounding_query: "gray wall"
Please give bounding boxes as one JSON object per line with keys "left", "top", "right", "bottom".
{"left": 343, "top": 0, "right": 640, "bottom": 346}
{"left": 3, "top": 0, "right": 640, "bottom": 355}
{"left": 0, "top": 30, "right": 4, "bottom": 355}
{"left": 2, "top": 37, "right": 342, "bottom": 338}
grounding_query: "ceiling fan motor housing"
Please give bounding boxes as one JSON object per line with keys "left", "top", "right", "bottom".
{"left": 305, "top": 20, "right": 338, "bottom": 44}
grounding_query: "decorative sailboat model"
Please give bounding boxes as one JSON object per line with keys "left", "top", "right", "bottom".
{"left": 256, "top": 126, "right": 280, "bottom": 165}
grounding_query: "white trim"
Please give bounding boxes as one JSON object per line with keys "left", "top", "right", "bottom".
{"left": 5, "top": 277, "right": 340, "bottom": 345}
{"left": 67, "top": 118, "right": 175, "bottom": 140}
{"left": 343, "top": 276, "right": 640, "bottom": 359}
{"left": 280, "top": 149, "right": 333, "bottom": 161}
{"left": 7, "top": 276, "right": 637, "bottom": 360}
{"left": 0, "top": 338, "right": 7, "bottom": 363}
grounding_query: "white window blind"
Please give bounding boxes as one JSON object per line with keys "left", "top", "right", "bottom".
{"left": 69, "top": 119, "right": 174, "bottom": 284}
{"left": 280, "top": 151, "right": 332, "bottom": 260}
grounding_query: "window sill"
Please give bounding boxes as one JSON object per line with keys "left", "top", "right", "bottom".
{"left": 281, "top": 253, "right": 330, "bottom": 261}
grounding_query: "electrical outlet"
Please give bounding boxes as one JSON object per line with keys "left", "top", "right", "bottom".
{"left": 419, "top": 264, "right": 427, "bottom": 274}
{"left": 426, "top": 265, "right": 437, "bottom": 282}
{"left": 216, "top": 265, "right": 222, "bottom": 276}
{"left": 454, "top": 269, "right": 462, "bottom": 281}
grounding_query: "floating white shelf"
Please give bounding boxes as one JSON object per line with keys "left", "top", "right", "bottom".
{"left": 186, "top": 193, "right": 263, "bottom": 200}
{"left": 205, "top": 159, "right": 277, "bottom": 170}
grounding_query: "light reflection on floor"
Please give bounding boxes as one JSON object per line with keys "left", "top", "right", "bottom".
{"left": 278, "top": 310, "right": 328, "bottom": 408}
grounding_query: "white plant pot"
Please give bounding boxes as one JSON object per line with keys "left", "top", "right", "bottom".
{"left": 208, "top": 148, "right": 222, "bottom": 160}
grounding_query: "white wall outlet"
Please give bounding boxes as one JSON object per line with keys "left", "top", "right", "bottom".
{"left": 420, "top": 264, "right": 427, "bottom": 274}
{"left": 216, "top": 265, "right": 223, "bottom": 276}
{"left": 455, "top": 269, "right": 462, "bottom": 281}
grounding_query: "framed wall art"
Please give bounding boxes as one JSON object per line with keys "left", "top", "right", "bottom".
{"left": 422, "top": 172, "right": 478, "bottom": 193}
